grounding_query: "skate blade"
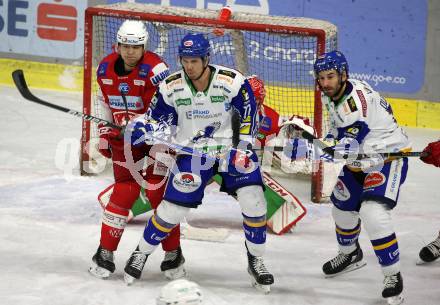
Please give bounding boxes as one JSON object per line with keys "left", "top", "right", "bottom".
{"left": 163, "top": 265, "right": 187, "bottom": 280}
{"left": 324, "top": 260, "right": 367, "bottom": 278}
{"left": 124, "top": 273, "right": 136, "bottom": 285}
{"left": 251, "top": 279, "right": 271, "bottom": 294}
{"left": 88, "top": 263, "right": 111, "bottom": 279}
{"left": 386, "top": 294, "right": 404, "bottom": 305}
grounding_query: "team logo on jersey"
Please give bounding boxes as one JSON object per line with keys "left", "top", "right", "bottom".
{"left": 347, "top": 97, "right": 358, "bottom": 112}
{"left": 118, "top": 83, "right": 130, "bottom": 94}
{"left": 172, "top": 172, "right": 202, "bottom": 193}
{"left": 97, "top": 62, "right": 108, "bottom": 76}
{"left": 333, "top": 180, "right": 350, "bottom": 201}
{"left": 138, "top": 64, "right": 151, "bottom": 78}
{"left": 364, "top": 172, "right": 385, "bottom": 189}
{"left": 210, "top": 96, "right": 225, "bottom": 103}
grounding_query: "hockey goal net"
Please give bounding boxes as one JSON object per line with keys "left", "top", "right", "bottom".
{"left": 81, "top": 3, "right": 338, "bottom": 202}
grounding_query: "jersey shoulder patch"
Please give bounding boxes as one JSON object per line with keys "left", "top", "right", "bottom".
{"left": 138, "top": 64, "right": 151, "bottom": 78}
{"left": 165, "top": 73, "right": 182, "bottom": 84}
{"left": 97, "top": 62, "right": 109, "bottom": 77}
{"left": 218, "top": 69, "right": 236, "bottom": 79}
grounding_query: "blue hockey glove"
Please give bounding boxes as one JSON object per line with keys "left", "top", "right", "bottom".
{"left": 227, "top": 147, "right": 258, "bottom": 176}
{"left": 129, "top": 120, "right": 156, "bottom": 147}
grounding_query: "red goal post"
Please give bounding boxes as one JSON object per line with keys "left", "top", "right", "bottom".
{"left": 81, "top": 3, "right": 338, "bottom": 203}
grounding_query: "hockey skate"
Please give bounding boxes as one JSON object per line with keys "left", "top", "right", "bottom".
{"left": 382, "top": 272, "right": 404, "bottom": 305}
{"left": 123, "top": 247, "right": 149, "bottom": 285}
{"left": 247, "top": 249, "right": 274, "bottom": 294}
{"left": 322, "top": 242, "right": 366, "bottom": 277}
{"left": 160, "top": 246, "right": 187, "bottom": 280}
{"left": 417, "top": 235, "right": 440, "bottom": 265}
{"left": 88, "top": 246, "right": 115, "bottom": 279}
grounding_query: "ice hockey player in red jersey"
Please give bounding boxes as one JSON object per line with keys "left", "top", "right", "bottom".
{"left": 417, "top": 140, "right": 440, "bottom": 264}
{"left": 89, "top": 20, "right": 185, "bottom": 280}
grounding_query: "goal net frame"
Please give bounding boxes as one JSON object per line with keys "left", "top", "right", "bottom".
{"left": 81, "top": 3, "right": 338, "bottom": 203}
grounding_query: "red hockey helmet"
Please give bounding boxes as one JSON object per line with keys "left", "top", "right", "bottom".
{"left": 247, "top": 75, "right": 266, "bottom": 108}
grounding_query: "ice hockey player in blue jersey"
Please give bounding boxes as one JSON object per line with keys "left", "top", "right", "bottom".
{"left": 123, "top": 33, "right": 274, "bottom": 293}
{"left": 313, "top": 51, "right": 411, "bottom": 305}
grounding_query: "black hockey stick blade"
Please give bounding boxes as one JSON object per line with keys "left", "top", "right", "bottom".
{"left": 11, "top": 69, "right": 121, "bottom": 130}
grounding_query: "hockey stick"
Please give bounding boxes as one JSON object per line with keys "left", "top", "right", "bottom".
{"left": 300, "top": 129, "right": 427, "bottom": 159}
{"left": 11, "top": 69, "right": 121, "bottom": 130}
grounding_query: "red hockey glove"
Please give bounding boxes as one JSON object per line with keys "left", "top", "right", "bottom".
{"left": 420, "top": 140, "right": 440, "bottom": 167}
{"left": 98, "top": 123, "right": 122, "bottom": 159}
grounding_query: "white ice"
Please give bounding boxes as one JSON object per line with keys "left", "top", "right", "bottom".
{"left": 0, "top": 85, "right": 439, "bottom": 305}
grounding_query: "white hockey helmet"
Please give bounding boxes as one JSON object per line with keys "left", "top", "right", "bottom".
{"left": 117, "top": 20, "right": 148, "bottom": 49}
{"left": 156, "top": 279, "right": 203, "bottom": 305}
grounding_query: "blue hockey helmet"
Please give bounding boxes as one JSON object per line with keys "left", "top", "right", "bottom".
{"left": 178, "top": 33, "right": 210, "bottom": 58}
{"left": 313, "top": 51, "right": 349, "bottom": 77}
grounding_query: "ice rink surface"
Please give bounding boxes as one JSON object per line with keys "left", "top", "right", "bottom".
{"left": 0, "top": 85, "right": 439, "bottom": 305}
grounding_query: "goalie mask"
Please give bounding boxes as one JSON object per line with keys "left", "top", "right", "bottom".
{"left": 156, "top": 279, "right": 203, "bottom": 305}
{"left": 247, "top": 75, "right": 266, "bottom": 108}
{"left": 117, "top": 20, "right": 148, "bottom": 49}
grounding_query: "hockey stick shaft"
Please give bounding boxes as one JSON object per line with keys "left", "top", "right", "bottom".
{"left": 11, "top": 69, "right": 121, "bottom": 130}
{"left": 300, "top": 129, "right": 427, "bottom": 159}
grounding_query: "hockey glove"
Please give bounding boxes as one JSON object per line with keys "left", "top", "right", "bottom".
{"left": 97, "top": 123, "right": 122, "bottom": 159}
{"left": 421, "top": 140, "right": 440, "bottom": 167}
{"left": 227, "top": 147, "right": 258, "bottom": 176}
{"left": 283, "top": 138, "right": 309, "bottom": 160}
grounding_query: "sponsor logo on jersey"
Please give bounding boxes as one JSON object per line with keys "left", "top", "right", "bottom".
{"left": 216, "top": 74, "right": 234, "bottom": 85}
{"left": 108, "top": 96, "right": 144, "bottom": 110}
{"left": 218, "top": 69, "right": 236, "bottom": 79}
{"left": 183, "top": 40, "right": 193, "bottom": 47}
{"left": 185, "top": 109, "right": 222, "bottom": 120}
{"left": 97, "top": 62, "right": 108, "bottom": 76}
{"left": 172, "top": 172, "right": 201, "bottom": 193}
{"left": 101, "top": 79, "right": 113, "bottom": 85}
{"left": 176, "top": 98, "right": 192, "bottom": 107}
{"left": 174, "top": 88, "right": 184, "bottom": 93}
{"left": 118, "top": 83, "right": 130, "bottom": 94}
{"left": 333, "top": 180, "right": 350, "bottom": 201}
{"left": 347, "top": 97, "right": 358, "bottom": 112}
{"left": 224, "top": 102, "right": 231, "bottom": 111}
{"left": 210, "top": 96, "right": 225, "bottom": 103}
{"left": 150, "top": 69, "right": 170, "bottom": 86}
{"left": 356, "top": 90, "right": 368, "bottom": 117}
{"left": 364, "top": 172, "right": 386, "bottom": 189}
{"left": 134, "top": 79, "right": 145, "bottom": 86}
{"left": 138, "top": 64, "right": 151, "bottom": 78}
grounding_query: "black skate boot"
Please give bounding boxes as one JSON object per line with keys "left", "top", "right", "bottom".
{"left": 382, "top": 272, "right": 404, "bottom": 305}
{"left": 123, "top": 247, "right": 149, "bottom": 285}
{"left": 89, "top": 246, "right": 115, "bottom": 279}
{"left": 322, "top": 242, "right": 366, "bottom": 277}
{"left": 247, "top": 248, "right": 274, "bottom": 294}
{"left": 160, "top": 246, "right": 187, "bottom": 280}
{"left": 418, "top": 235, "right": 440, "bottom": 264}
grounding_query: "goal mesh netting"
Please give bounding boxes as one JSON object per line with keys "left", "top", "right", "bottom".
{"left": 82, "top": 3, "right": 338, "bottom": 202}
